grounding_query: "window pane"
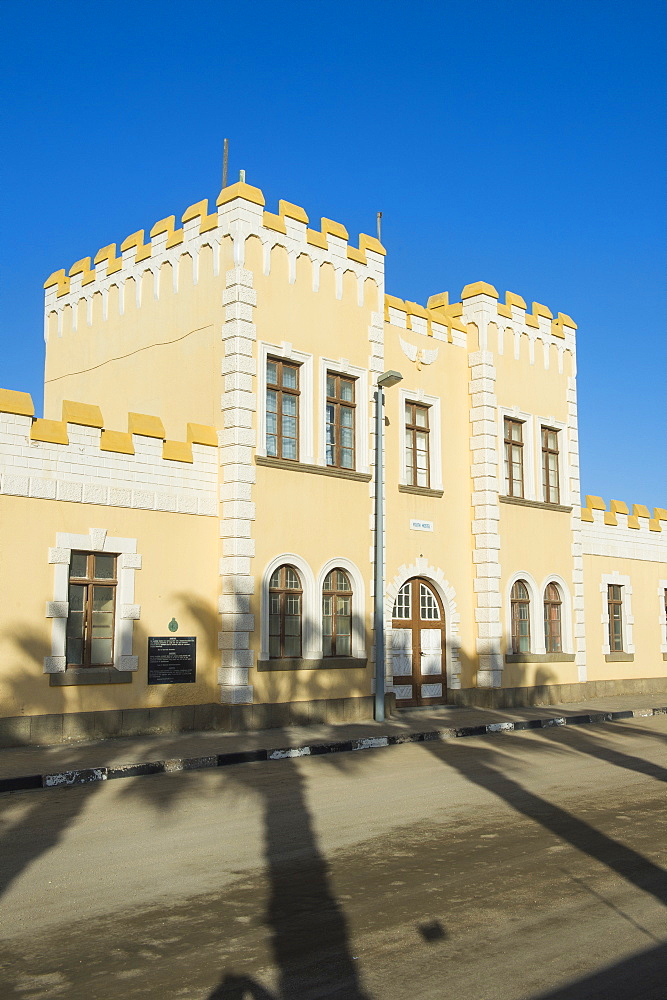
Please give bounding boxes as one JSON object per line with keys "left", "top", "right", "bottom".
{"left": 269, "top": 614, "right": 280, "bottom": 635}
{"left": 267, "top": 361, "right": 278, "bottom": 385}
{"left": 269, "top": 636, "right": 281, "bottom": 658}
{"left": 341, "top": 407, "right": 354, "bottom": 427}
{"left": 340, "top": 426, "right": 354, "bottom": 449}
{"left": 266, "top": 389, "right": 277, "bottom": 413}
{"left": 327, "top": 375, "right": 336, "bottom": 397}
{"left": 282, "top": 395, "right": 297, "bottom": 417}
{"left": 93, "top": 586, "right": 114, "bottom": 613}
{"left": 416, "top": 407, "right": 428, "bottom": 428}
{"left": 337, "top": 571, "right": 351, "bottom": 591}
{"left": 337, "top": 634, "right": 351, "bottom": 656}
{"left": 341, "top": 449, "right": 354, "bottom": 469}
{"left": 66, "top": 611, "right": 85, "bottom": 639}
{"left": 340, "top": 380, "right": 354, "bottom": 402}
{"left": 282, "top": 438, "right": 297, "bottom": 460}
{"left": 283, "top": 366, "right": 298, "bottom": 390}
{"left": 94, "top": 555, "right": 115, "bottom": 579}
{"left": 91, "top": 637, "right": 112, "bottom": 664}
{"left": 322, "top": 616, "right": 333, "bottom": 636}
{"left": 285, "top": 568, "right": 300, "bottom": 589}
{"left": 68, "top": 584, "right": 85, "bottom": 612}
{"left": 66, "top": 637, "right": 83, "bottom": 665}
{"left": 70, "top": 552, "right": 88, "bottom": 578}
{"left": 285, "top": 595, "right": 301, "bottom": 615}
{"left": 284, "top": 616, "right": 300, "bottom": 635}
{"left": 270, "top": 570, "right": 281, "bottom": 589}
{"left": 323, "top": 635, "right": 333, "bottom": 657}
{"left": 323, "top": 572, "right": 334, "bottom": 591}
{"left": 284, "top": 635, "right": 300, "bottom": 657}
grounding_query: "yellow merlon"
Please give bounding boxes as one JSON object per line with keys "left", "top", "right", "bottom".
{"left": 62, "top": 400, "right": 103, "bottom": 428}
{"left": 100, "top": 430, "right": 135, "bottom": 455}
{"left": 0, "top": 388, "right": 34, "bottom": 417}
{"left": 127, "top": 412, "right": 165, "bottom": 439}
{"left": 30, "top": 419, "right": 68, "bottom": 445}
{"left": 45, "top": 182, "right": 387, "bottom": 298}
{"left": 163, "top": 440, "right": 193, "bottom": 463}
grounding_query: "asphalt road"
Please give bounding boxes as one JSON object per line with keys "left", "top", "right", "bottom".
{"left": 1, "top": 716, "right": 667, "bottom": 999}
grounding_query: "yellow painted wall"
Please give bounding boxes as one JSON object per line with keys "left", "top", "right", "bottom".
{"left": 43, "top": 238, "right": 234, "bottom": 439}
{"left": 0, "top": 495, "right": 219, "bottom": 718}
{"left": 583, "top": 553, "right": 667, "bottom": 682}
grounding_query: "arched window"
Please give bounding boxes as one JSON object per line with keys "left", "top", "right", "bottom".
{"left": 269, "top": 565, "right": 302, "bottom": 658}
{"left": 322, "top": 569, "right": 352, "bottom": 656}
{"left": 544, "top": 583, "right": 562, "bottom": 653}
{"left": 393, "top": 581, "right": 411, "bottom": 619}
{"left": 511, "top": 580, "right": 531, "bottom": 653}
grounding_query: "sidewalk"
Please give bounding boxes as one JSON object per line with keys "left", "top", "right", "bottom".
{"left": 2, "top": 692, "right": 666, "bottom": 792}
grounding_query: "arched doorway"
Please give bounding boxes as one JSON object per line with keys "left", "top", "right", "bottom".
{"left": 390, "top": 577, "right": 446, "bottom": 707}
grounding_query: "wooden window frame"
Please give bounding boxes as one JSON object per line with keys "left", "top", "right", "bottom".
{"left": 269, "top": 564, "right": 302, "bottom": 659}
{"left": 67, "top": 551, "right": 117, "bottom": 667}
{"left": 510, "top": 580, "right": 531, "bottom": 653}
{"left": 405, "top": 402, "right": 430, "bottom": 488}
{"left": 608, "top": 584, "right": 624, "bottom": 652}
{"left": 322, "top": 569, "right": 353, "bottom": 657}
{"left": 266, "top": 358, "right": 300, "bottom": 462}
{"left": 541, "top": 426, "right": 560, "bottom": 504}
{"left": 504, "top": 418, "right": 525, "bottom": 498}
{"left": 543, "top": 582, "right": 563, "bottom": 653}
{"left": 326, "top": 373, "right": 356, "bottom": 470}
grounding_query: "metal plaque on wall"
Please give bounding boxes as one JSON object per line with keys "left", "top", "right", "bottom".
{"left": 147, "top": 637, "right": 196, "bottom": 684}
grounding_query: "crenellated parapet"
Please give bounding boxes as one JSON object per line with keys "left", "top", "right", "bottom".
{"left": 384, "top": 292, "right": 468, "bottom": 348}
{"left": 43, "top": 181, "right": 385, "bottom": 325}
{"left": 457, "top": 280, "right": 577, "bottom": 372}
{"left": 0, "top": 389, "right": 218, "bottom": 516}
{"left": 581, "top": 495, "right": 666, "bottom": 532}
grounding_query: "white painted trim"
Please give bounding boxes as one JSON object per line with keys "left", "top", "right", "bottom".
{"left": 256, "top": 342, "right": 314, "bottom": 464}
{"left": 398, "top": 388, "right": 443, "bottom": 491}
{"left": 497, "top": 407, "right": 536, "bottom": 501}
{"left": 658, "top": 580, "right": 667, "bottom": 654}
{"left": 600, "top": 572, "right": 634, "bottom": 655}
{"left": 46, "top": 530, "right": 141, "bottom": 673}
{"left": 505, "top": 571, "right": 541, "bottom": 654}
{"left": 316, "top": 557, "right": 366, "bottom": 659}
{"left": 318, "top": 358, "right": 370, "bottom": 473}
{"left": 534, "top": 417, "right": 568, "bottom": 506}
{"left": 260, "top": 553, "right": 318, "bottom": 661}
{"left": 539, "top": 574, "right": 574, "bottom": 655}
{"left": 385, "top": 561, "right": 461, "bottom": 690}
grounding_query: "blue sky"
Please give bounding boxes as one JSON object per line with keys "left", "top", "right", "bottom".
{"left": 1, "top": 0, "right": 664, "bottom": 506}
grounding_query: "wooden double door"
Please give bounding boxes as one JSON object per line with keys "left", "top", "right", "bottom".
{"left": 391, "top": 577, "right": 446, "bottom": 707}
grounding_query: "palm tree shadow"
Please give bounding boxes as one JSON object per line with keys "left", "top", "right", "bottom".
{"left": 208, "top": 972, "right": 276, "bottom": 999}
{"left": 120, "top": 741, "right": 373, "bottom": 1000}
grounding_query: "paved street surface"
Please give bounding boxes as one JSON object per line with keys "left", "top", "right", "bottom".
{"left": 1, "top": 716, "right": 667, "bottom": 999}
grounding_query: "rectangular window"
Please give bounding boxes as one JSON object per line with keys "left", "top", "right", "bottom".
{"left": 608, "top": 584, "right": 624, "bottom": 651}
{"left": 326, "top": 373, "right": 356, "bottom": 470}
{"left": 266, "top": 358, "right": 300, "bottom": 461}
{"left": 405, "top": 402, "right": 430, "bottom": 487}
{"left": 66, "top": 552, "right": 117, "bottom": 666}
{"left": 504, "top": 418, "right": 524, "bottom": 497}
{"left": 542, "top": 427, "right": 560, "bottom": 504}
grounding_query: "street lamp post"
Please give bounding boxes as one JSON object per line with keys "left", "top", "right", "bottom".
{"left": 374, "top": 370, "right": 403, "bottom": 722}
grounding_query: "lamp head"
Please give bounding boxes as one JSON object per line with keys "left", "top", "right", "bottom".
{"left": 377, "top": 370, "right": 403, "bottom": 389}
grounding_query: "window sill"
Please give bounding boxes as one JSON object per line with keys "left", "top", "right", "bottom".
{"left": 257, "top": 657, "right": 368, "bottom": 672}
{"left": 256, "top": 455, "right": 371, "bottom": 482}
{"left": 505, "top": 653, "right": 576, "bottom": 663}
{"left": 50, "top": 667, "right": 133, "bottom": 686}
{"left": 605, "top": 652, "right": 634, "bottom": 662}
{"left": 398, "top": 485, "right": 444, "bottom": 498}
{"left": 499, "top": 496, "right": 572, "bottom": 513}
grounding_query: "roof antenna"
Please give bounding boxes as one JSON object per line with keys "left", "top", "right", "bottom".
{"left": 377, "top": 211, "right": 382, "bottom": 243}
{"left": 239, "top": 169, "right": 246, "bottom": 183}
{"left": 222, "top": 138, "right": 229, "bottom": 189}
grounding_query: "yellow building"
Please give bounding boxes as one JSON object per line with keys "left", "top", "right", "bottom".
{"left": 0, "top": 180, "right": 665, "bottom": 744}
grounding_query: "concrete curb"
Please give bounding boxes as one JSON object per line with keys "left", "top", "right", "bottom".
{"left": 2, "top": 706, "right": 665, "bottom": 794}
